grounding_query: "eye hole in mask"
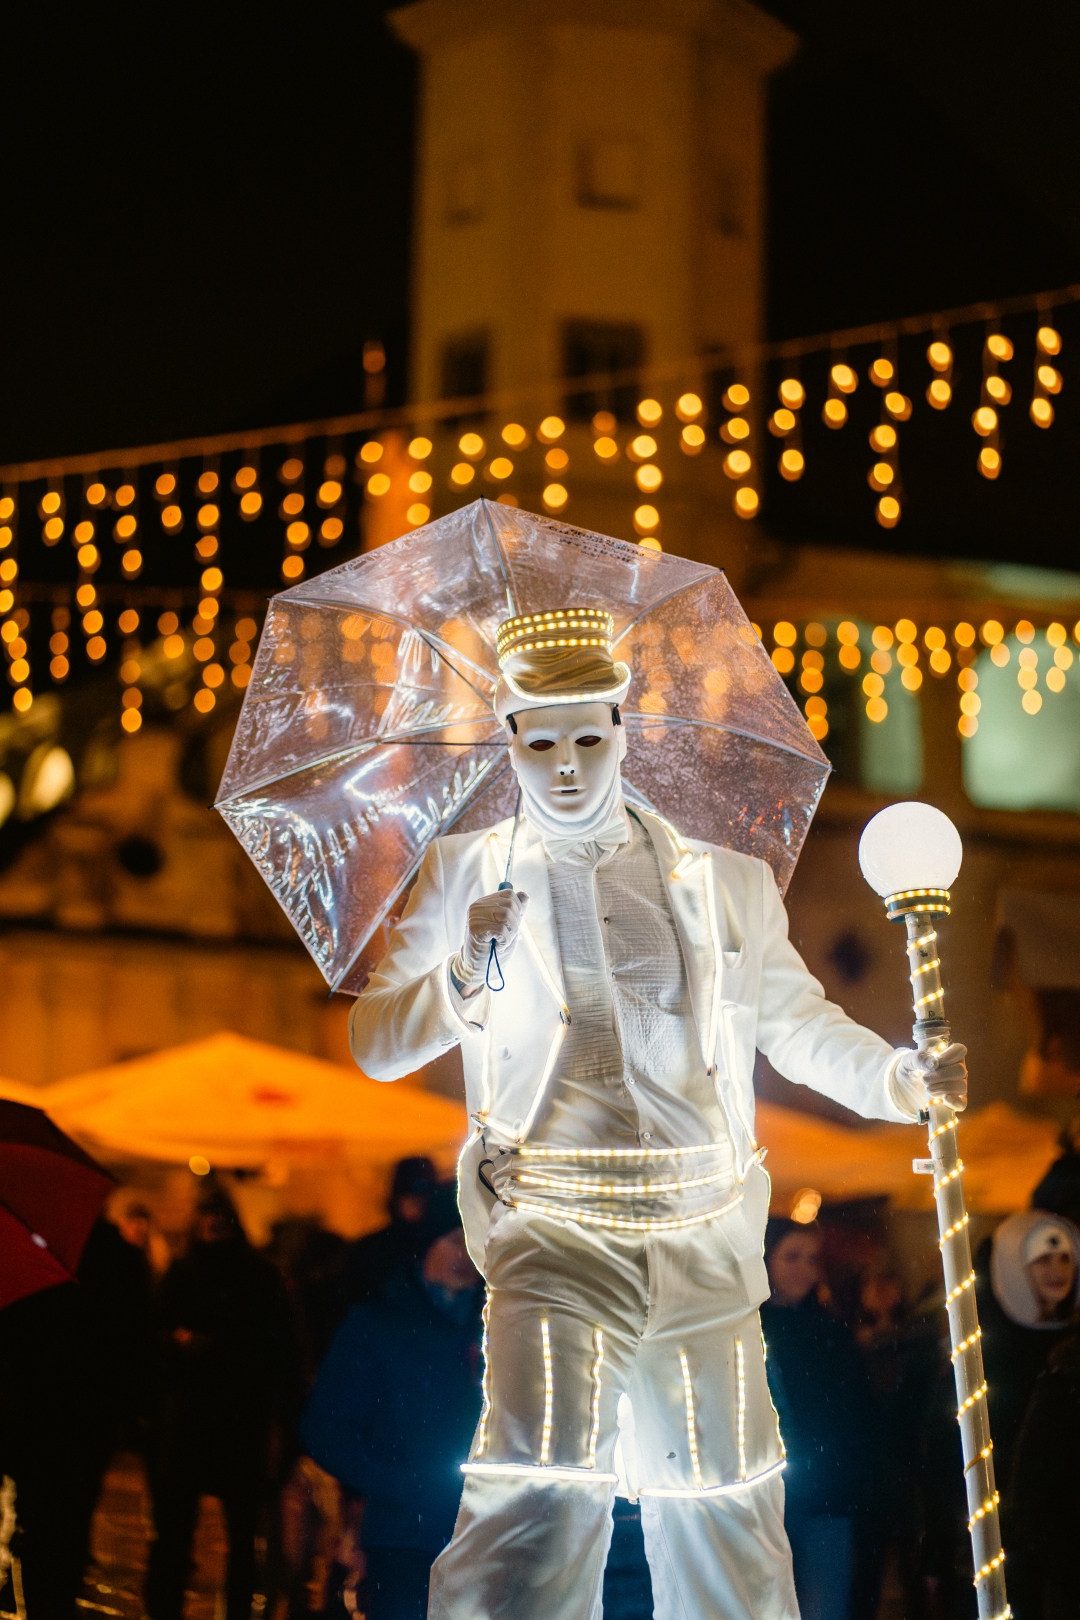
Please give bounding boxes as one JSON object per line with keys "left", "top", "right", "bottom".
{"left": 528, "top": 739, "right": 556, "bottom": 752}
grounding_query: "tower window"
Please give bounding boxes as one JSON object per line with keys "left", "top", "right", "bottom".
{"left": 441, "top": 331, "right": 489, "bottom": 402}
{"left": 561, "top": 321, "right": 645, "bottom": 423}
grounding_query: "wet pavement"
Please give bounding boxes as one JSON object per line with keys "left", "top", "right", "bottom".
{"left": 83, "top": 1454, "right": 228, "bottom": 1620}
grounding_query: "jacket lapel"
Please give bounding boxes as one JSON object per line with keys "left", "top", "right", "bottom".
{"left": 639, "top": 811, "right": 717, "bottom": 1070}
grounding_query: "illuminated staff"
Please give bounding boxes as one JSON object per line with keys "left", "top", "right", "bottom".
{"left": 1030, "top": 321, "right": 1062, "bottom": 429}
{"left": 867, "top": 349, "right": 910, "bottom": 531}
{"left": 770, "top": 373, "right": 805, "bottom": 484}
{"left": 823, "top": 356, "right": 857, "bottom": 429}
{"left": 279, "top": 452, "right": 309, "bottom": 583}
{"left": 720, "top": 381, "right": 758, "bottom": 521}
{"left": 860, "top": 803, "right": 1009, "bottom": 1620}
{"left": 974, "top": 331, "right": 1013, "bottom": 482}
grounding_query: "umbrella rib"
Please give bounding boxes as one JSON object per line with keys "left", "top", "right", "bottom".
{"left": 215, "top": 723, "right": 506, "bottom": 808}
{"left": 620, "top": 712, "right": 831, "bottom": 769}
{"left": 610, "top": 571, "right": 719, "bottom": 649}
{"left": 277, "top": 592, "right": 497, "bottom": 688}
{"left": 481, "top": 497, "right": 519, "bottom": 617}
{"left": 327, "top": 750, "right": 509, "bottom": 995}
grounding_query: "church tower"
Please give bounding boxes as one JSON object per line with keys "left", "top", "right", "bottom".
{"left": 390, "top": 0, "right": 796, "bottom": 566}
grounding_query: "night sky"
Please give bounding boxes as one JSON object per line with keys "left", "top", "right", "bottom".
{"left": 2, "top": 2, "right": 1078, "bottom": 568}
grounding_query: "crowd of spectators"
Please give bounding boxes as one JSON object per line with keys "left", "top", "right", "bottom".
{"left": 5, "top": 1133, "right": 1080, "bottom": 1620}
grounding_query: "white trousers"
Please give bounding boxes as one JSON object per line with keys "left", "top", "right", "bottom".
{"left": 428, "top": 1206, "right": 799, "bottom": 1620}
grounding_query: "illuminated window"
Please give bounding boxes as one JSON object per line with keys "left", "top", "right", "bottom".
{"left": 778, "top": 619, "right": 922, "bottom": 793}
{"left": 964, "top": 631, "right": 1080, "bottom": 811}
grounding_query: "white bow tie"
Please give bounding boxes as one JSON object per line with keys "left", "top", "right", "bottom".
{"left": 542, "top": 807, "right": 631, "bottom": 864}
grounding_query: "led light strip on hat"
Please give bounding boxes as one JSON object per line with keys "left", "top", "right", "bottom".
{"left": 496, "top": 607, "right": 615, "bottom": 665}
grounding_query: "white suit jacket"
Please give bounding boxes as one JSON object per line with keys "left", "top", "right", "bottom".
{"left": 350, "top": 809, "right": 913, "bottom": 1279}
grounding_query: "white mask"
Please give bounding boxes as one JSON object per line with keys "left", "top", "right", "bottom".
{"left": 507, "top": 701, "right": 628, "bottom": 843}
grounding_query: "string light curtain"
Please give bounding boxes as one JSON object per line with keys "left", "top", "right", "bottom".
{"left": 0, "top": 282, "right": 1076, "bottom": 736}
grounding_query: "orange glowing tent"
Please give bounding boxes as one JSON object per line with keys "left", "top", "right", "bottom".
{"left": 756, "top": 1099, "right": 1062, "bottom": 1216}
{"left": 0, "top": 1033, "right": 468, "bottom": 1239}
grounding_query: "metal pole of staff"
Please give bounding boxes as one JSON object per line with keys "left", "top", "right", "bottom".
{"left": 860, "top": 804, "right": 1009, "bottom": 1620}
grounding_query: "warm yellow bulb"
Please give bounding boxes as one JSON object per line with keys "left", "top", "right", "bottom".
{"left": 1037, "top": 365, "right": 1062, "bottom": 393}
{"left": 770, "top": 409, "right": 797, "bottom": 436}
{"left": 359, "top": 441, "right": 383, "bottom": 464}
{"left": 985, "top": 375, "right": 1011, "bottom": 404}
{"left": 680, "top": 424, "right": 705, "bottom": 452}
{"left": 633, "top": 504, "right": 659, "bottom": 532}
{"left": 500, "top": 423, "right": 527, "bottom": 448}
{"left": 986, "top": 333, "right": 1013, "bottom": 361}
{"left": 368, "top": 472, "right": 392, "bottom": 496}
{"left": 773, "top": 621, "right": 798, "bottom": 647}
{"left": 876, "top": 495, "right": 900, "bottom": 527}
{"left": 734, "top": 487, "right": 759, "bottom": 518}
{"left": 449, "top": 464, "right": 474, "bottom": 488}
{"left": 978, "top": 446, "right": 1001, "bottom": 479}
{"left": 542, "top": 483, "right": 568, "bottom": 509}
{"left": 675, "top": 393, "right": 703, "bottom": 421}
{"left": 724, "top": 383, "right": 751, "bottom": 410}
{"left": 822, "top": 397, "right": 847, "bottom": 428}
{"left": 235, "top": 466, "right": 258, "bottom": 489}
{"left": 407, "top": 470, "right": 432, "bottom": 493}
{"left": 239, "top": 491, "right": 262, "bottom": 517}
{"left": 870, "top": 423, "right": 897, "bottom": 451}
{"left": 1037, "top": 326, "right": 1062, "bottom": 356}
{"left": 830, "top": 364, "right": 857, "bottom": 394}
{"left": 870, "top": 357, "right": 894, "bottom": 385}
{"left": 885, "top": 392, "right": 912, "bottom": 420}
{"left": 458, "top": 432, "right": 485, "bottom": 458}
{"left": 778, "top": 378, "right": 805, "bottom": 409}
{"left": 972, "top": 406, "right": 998, "bottom": 436}
{"left": 636, "top": 464, "right": 663, "bottom": 492}
{"left": 594, "top": 437, "right": 618, "bottom": 460}
{"left": 408, "top": 436, "right": 433, "bottom": 459}
{"left": 779, "top": 448, "right": 804, "bottom": 480}
{"left": 927, "top": 341, "right": 952, "bottom": 372}
{"left": 927, "top": 378, "right": 952, "bottom": 409}
{"left": 538, "top": 416, "right": 565, "bottom": 442}
{"left": 488, "top": 457, "right": 513, "bottom": 479}
{"left": 724, "top": 450, "right": 752, "bottom": 479}
{"left": 406, "top": 503, "right": 431, "bottom": 526}
{"left": 1030, "top": 397, "right": 1054, "bottom": 428}
{"left": 637, "top": 398, "right": 663, "bottom": 426}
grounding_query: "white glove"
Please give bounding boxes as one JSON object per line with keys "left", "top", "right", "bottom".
{"left": 450, "top": 889, "right": 529, "bottom": 993}
{"left": 895, "top": 1043, "right": 968, "bottom": 1112}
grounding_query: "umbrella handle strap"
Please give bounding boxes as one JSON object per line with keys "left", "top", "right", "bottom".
{"left": 485, "top": 937, "right": 506, "bottom": 993}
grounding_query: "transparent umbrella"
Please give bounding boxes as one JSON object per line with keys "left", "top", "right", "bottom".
{"left": 216, "top": 500, "right": 829, "bottom": 994}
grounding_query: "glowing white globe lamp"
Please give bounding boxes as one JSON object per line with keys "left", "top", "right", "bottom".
{"left": 859, "top": 801, "right": 1006, "bottom": 1619}
{"left": 858, "top": 800, "right": 963, "bottom": 901}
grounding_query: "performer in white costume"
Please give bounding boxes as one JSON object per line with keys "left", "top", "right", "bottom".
{"left": 350, "top": 607, "right": 968, "bottom": 1620}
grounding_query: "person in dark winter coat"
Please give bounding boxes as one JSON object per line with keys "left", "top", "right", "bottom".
{"left": 1011, "top": 1325, "right": 1080, "bottom": 1620}
{"left": 760, "top": 1218, "right": 872, "bottom": 1620}
{"left": 977, "top": 1211, "right": 1080, "bottom": 1497}
{"left": 0, "top": 1213, "right": 156, "bottom": 1620}
{"left": 342, "top": 1156, "right": 439, "bottom": 1308}
{"left": 145, "top": 1184, "right": 300, "bottom": 1620}
{"left": 976, "top": 1210, "right": 1080, "bottom": 1619}
{"left": 300, "top": 1186, "right": 483, "bottom": 1620}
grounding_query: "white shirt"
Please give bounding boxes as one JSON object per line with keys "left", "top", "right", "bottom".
{"left": 533, "top": 811, "right": 733, "bottom": 1153}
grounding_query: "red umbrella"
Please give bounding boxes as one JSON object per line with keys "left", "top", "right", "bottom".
{"left": 0, "top": 1099, "right": 114, "bottom": 1311}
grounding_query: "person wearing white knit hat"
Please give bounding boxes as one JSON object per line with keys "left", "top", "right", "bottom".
{"left": 350, "top": 605, "right": 966, "bottom": 1620}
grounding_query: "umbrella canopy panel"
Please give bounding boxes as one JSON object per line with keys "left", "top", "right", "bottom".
{"left": 217, "top": 501, "right": 829, "bottom": 992}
